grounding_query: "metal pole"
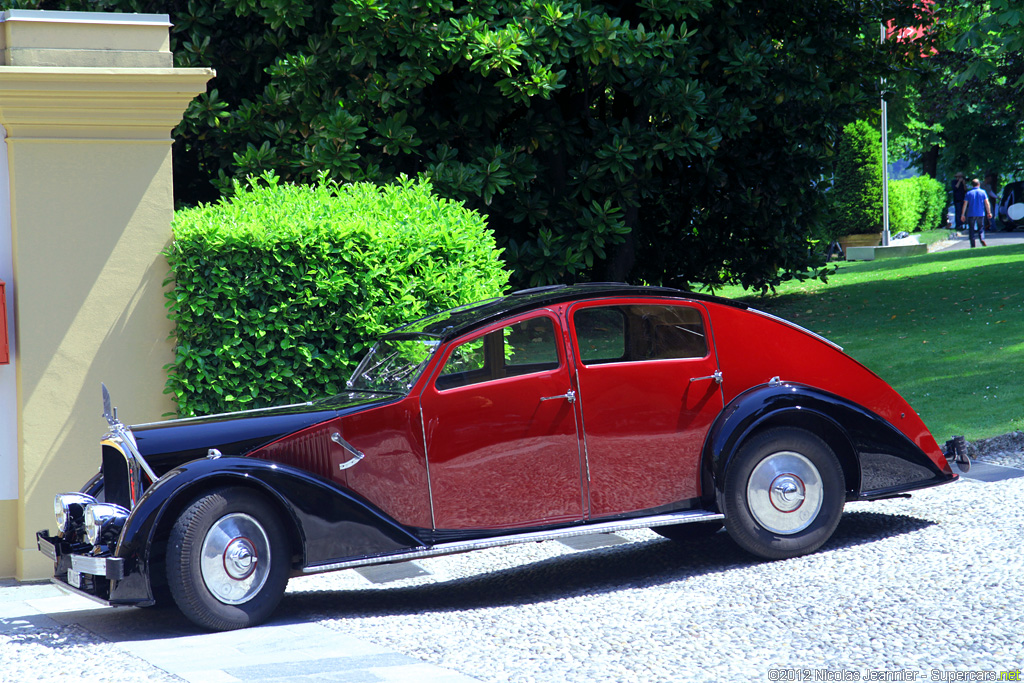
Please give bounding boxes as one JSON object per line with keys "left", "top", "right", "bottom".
{"left": 880, "top": 23, "right": 890, "bottom": 246}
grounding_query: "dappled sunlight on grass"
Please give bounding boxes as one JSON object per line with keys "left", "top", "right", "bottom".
{"left": 725, "top": 244, "right": 1024, "bottom": 441}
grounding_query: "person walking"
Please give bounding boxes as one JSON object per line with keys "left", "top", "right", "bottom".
{"left": 961, "top": 178, "right": 991, "bottom": 248}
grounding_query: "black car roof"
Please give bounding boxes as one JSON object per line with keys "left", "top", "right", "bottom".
{"left": 385, "top": 283, "right": 748, "bottom": 342}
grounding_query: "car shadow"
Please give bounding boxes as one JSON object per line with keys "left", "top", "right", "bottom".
{"left": 279, "top": 509, "right": 935, "bottom": 622}
{"left": 11, "top": 510, "right": 934, "bottom": 642}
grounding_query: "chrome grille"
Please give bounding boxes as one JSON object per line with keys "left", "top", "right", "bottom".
{"left": 101, "top": 443, "right": 131, "bottom": 509}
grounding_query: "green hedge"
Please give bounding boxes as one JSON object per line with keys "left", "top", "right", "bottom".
{"left": 889, "top": 175, "right": 946, "bottom": 234}
{"left": 164, "top": 175, "right": 510, "bottom": 416}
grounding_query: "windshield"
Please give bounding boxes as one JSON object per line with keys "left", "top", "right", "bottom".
{"left": 347, "top": 336, "right": 440, "bottom": 394}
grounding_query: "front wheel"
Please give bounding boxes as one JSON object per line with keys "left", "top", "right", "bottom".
{"left": 167, "top": 487, "right": 290, "bottom": 630}
{"left": 723, "top": 428, "right": 845, "bottom": 560}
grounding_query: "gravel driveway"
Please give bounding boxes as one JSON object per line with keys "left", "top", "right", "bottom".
{"left": 4, "top": 465, "right": 1023, "bottom": 682}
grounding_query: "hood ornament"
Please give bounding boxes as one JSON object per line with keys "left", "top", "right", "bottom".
{"left": 101, "top": 382, "right": 119, "bottom": 426}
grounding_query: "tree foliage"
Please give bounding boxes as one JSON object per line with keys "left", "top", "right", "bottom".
{"left": 888, "top": 1, "right": 1024, "bottom": 182}
{"left": 19, "top": 0, "right": 925, "bottom": 292}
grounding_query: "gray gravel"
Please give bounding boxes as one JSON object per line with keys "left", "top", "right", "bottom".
{"left": 281, "top": 472, "right": 1024, "bottom": 682}
{"left": 4, "top": 457, "right": 1023, "bottom": 682}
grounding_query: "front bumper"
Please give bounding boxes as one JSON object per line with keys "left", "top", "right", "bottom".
{"left": 37, "top": 529, "right": 124, "bottom": 603}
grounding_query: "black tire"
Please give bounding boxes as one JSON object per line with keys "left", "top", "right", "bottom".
{"left": 653, "top": 521, "right": 724, "bottom": 542}
{"left": 167, "top": 487, "right": 290, "bottom": 630}
{"left": 722, "top": 428, "right": 844, "bottom": 560}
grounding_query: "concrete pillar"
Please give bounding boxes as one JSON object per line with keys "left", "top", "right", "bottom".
{"left": 0, "top": 9, "right": 213, "bottom": 579}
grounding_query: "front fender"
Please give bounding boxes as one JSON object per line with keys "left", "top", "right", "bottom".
{"left": 703, "top": 383, "right": 954, "bottom": 510}
{"left": 109, "top": 457, "right": 425, "bottom": 604}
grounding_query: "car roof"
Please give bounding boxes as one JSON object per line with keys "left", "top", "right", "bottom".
{"left": 385, "top": 283, "right": 748, "bottom": 342}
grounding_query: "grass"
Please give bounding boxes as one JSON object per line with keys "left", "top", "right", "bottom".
{"left": 711, "top": 242, "right": 1024, "bottom": 443}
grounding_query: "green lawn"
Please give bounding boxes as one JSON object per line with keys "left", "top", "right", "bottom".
{"left": 711, "top": 243, "right": 1024, "bottom": 442}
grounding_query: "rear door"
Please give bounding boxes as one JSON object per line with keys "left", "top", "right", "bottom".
{"left": 569, "top": 300, "right": 724, "bottom": 518}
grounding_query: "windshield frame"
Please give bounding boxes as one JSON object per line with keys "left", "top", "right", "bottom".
{"left": 346, "top": 335, "right": 441, "bottom": 396}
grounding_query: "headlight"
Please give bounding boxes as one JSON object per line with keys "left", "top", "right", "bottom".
{"left": 54, "top": 493, "right": 97, "bottom": 538}
{"left": 83, "top": 503, "right": 130, "bottom": 546}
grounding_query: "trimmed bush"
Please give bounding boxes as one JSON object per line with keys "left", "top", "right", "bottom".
{"left": 917, "top": 176, "right": 947, "bottom": 230}
{"left": 830, "top": 120, "right": 884, "bottom": 237}
{"left": 889, "top": 175, "right": 947, "bottom": 234}
{"left": 164, "top": 174, "right": 510, "bottom": 416}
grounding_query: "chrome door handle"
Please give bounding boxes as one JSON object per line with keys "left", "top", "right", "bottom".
{"left": 331, "top": 432, "right": 365, "bottom": 470}
{"left": 689, "top": 370, "right": 723, "bottom": 385}
{"left": 540, "top": 389, "right": 576, "bottom": 404}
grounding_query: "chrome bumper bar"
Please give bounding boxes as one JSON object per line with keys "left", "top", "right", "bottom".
{"left": 37, "top": 530, "right": 124, "bottom": 580}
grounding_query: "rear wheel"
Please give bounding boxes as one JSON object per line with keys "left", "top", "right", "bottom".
{"left": 167, "top": 487, "right": 290, "bottom": 630}
{"left": 723, "top": 428, "right": 844, "bottom": 560}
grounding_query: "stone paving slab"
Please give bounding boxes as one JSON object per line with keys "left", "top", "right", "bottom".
{"left": 958, "top": 460, "right": 1024, "bottom": 482}
{"left": 1, "top": 580, "right": 480, "bottom": 683}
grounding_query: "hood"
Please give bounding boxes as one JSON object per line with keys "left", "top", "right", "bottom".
{"left": 130, "top": 393, "right": 395, "bottom": 476}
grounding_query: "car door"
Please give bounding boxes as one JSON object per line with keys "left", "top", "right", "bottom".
{"left": 569, "top": 300, "right": 724, "bottom": 518}
{"left": 420, "top": 311, "right": 585, "bottom": 530}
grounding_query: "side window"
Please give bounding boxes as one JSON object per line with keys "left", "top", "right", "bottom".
{"left": 574, "top": 307, "right": 626, "bottom": 364}
{"left": 436, "top": 316, "right": 560, "bottom": 390}
{"left": 573, "top": 304, "right": 707, "bottom": 365}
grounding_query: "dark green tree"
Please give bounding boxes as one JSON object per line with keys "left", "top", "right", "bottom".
{"left": 15, "top": 0, "right": 926, "bottom": 291}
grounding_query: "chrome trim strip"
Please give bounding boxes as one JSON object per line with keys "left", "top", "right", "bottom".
{"left": 749, "top": 308, "right": 843, "bottom": 351}
{"left": 303, "top": 509, "right": 724, "bottom": 574}
{"left": 70, "top": 554, "right": 125, "bottom": 580}
{"left": 418, "top": 405, "right": 436, "bottom": 531}
{"left": 129, "top": 400, "right": 316, "bottom": 429}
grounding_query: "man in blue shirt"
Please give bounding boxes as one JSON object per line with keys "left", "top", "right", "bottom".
{"left": 961, "top": 178, "right": 991, "bottom": 247}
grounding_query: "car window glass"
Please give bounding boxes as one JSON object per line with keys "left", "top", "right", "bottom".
{"left": 436, "top": 316, "right": 560, "bottom": 390}
{"left": 574, "top": 307, "right": 626, "bottom": 364}
{"left": 574, "top": 304, "right": 707, "bottom": 365}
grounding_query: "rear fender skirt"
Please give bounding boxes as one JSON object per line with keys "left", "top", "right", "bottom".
{"left": 109, "top": 457, "right": 424, "bottom": 604}
{"left": 702, "top": 383, "right": 953, "bottom": 509}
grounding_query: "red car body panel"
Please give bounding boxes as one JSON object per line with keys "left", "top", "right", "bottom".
{"left": 419, "top": 310, "right": 585, "bottom": 530}
{"left": 707, "top": 302, "right": 948, "bottom": 473}
{"left": 567, "top": 299, "right": 723, "bottom": 517}
{"left": 341, "top": 397, "right": 433, "bottom": 530}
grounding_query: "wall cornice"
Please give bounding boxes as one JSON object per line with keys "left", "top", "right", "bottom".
{"left": 0, "top": 67, "right": 214, "bottom": 139}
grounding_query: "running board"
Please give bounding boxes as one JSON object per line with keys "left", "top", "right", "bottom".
{"left": 303, "top": 509, "right": 724, "bottom": 574}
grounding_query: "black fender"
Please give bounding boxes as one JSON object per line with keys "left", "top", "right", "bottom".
{"left": 702, "top": 383, "right": 952, "bottom": 511}
{"left": 108, "top": 457, "right": 425, "bottom": 604}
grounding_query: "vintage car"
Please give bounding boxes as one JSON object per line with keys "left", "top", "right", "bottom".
{"left": 38, "top": 284, "right": 960, "bottom": 631}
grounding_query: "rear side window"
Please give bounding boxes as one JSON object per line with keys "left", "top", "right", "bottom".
{"left": 436, "top": 316, "right": 560, "bottom": 390}
{"left": 574, "top": 304, "right": 707, "bottom": 365}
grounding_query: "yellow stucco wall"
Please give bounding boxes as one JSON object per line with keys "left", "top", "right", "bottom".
{"left": 0, "top": 12, "right": 212, "bottom": 579}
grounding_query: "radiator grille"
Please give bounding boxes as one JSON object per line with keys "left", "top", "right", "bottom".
{"left": 102, "top": 443, "right": 131, "bottom": 509}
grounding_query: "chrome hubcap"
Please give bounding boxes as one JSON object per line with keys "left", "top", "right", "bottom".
{"left": 747, "top": 451, "right": 823, "bottom": 535}
{"left": 200, "top": 513, "right": 270, "bottom": 605}
{"left": 223, "top": 538, "right": 257, "bottom": 580}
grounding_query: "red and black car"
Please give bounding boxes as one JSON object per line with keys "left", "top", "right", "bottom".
{"left": 38, "top": 284, "right": 958, "bottom": 631}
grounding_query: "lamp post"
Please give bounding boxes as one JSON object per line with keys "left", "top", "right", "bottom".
{"left": 880, "top": 23, "right": 891, "bottom": 247}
